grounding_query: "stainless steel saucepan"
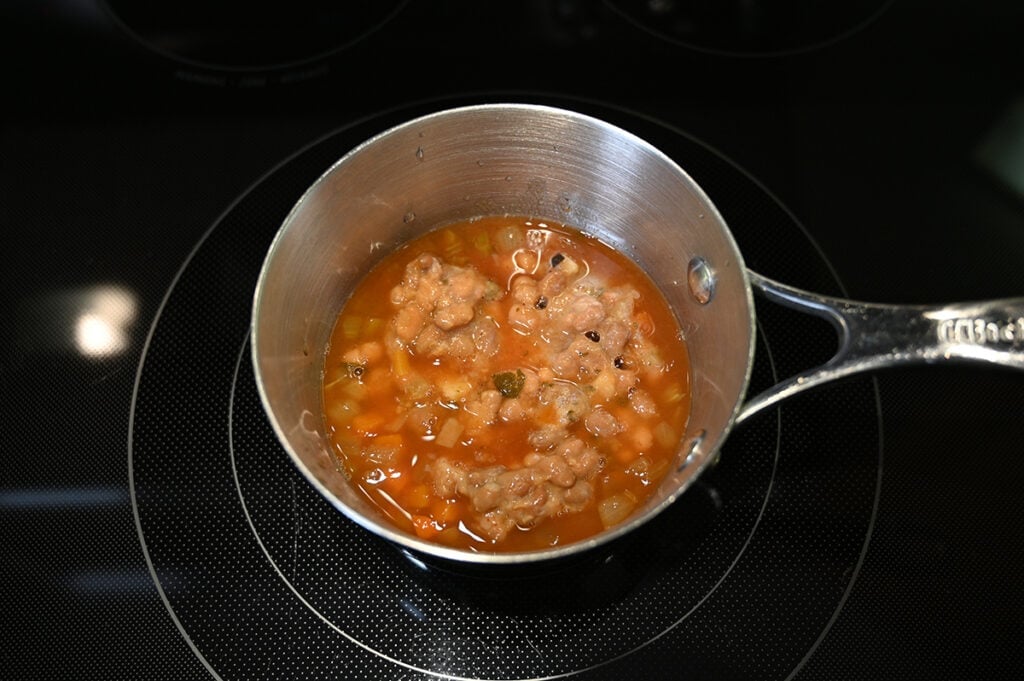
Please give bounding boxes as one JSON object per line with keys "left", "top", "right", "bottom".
{"left": 251, "top": 103, "right": 1024, "bottom": 566}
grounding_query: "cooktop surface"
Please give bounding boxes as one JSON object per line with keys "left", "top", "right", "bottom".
{"left": 4, "top": 2, "right": 1023, "bottom": 680}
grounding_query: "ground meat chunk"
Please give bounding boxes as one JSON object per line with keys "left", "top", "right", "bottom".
{"left": 538, "top": 380, "right": 590, "bottom": 425}
{"left": 464, "top": 389, "right": 503, "bottom": 430}
{"left": 566, "top": 294, "right": 605, "bottom": 331}
{"left": 389, "top": 254, "right": 497, "bottom": 353}
{"left": 510, "top": 275, "right": 540, "bottom": 304}
{"left": 430, "top": 447, "right": 600, "bottom": 542}
{"left": 431, "top": 457, "right": 464, "bottom": 498}
{"left": 599, "top": 286, "right": 639, "bottom": 321}
{"left": 584, "top": 408, "right": 624, "bottom": 438}
{"left": 555, "top": 437, "right": 604, "bottom": 478}
{"left": 522, "top": 451, "right": 577, "bottom": 488}
{"left": 393, "top": 306, "right": 426, "bottom": 344}
{"left": 538, "top": 268, "right": 570, "bottom": 298}
{"left": 596, "top": 319, "right": 631, "bottom": 355}
{"left": 629, "top": 388, "right": 658, "bottom": 417}
{"left": 528, "top": 424, "right": 569, "bottom": 450}
{"left": 471, "top": 317, "right": 500, "bottom": 355}
{"left": 551, "top": 334, "right": 609, "bottom": 380}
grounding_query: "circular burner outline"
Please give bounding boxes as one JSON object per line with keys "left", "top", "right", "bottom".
{"left": 785, "top": 388, "right": 883, "bottom": 681}
{"left": 603, "top": 0, "right": 897, "bottom": 58}
{"left": 98, "top": 0, "right": 413, "bottom": 74}
{"left": 126, "top": 93, "right": 884, "bottom": 680}
{"left": 227, "top": 318, "right": 782, "bottom": 680}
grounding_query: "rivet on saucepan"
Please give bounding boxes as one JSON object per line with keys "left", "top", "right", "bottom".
{"left": 678, "top": 429, "right": 706, "bottom": 471}
{"left": 687, "top": 257, "right": 715, "bottom": 305}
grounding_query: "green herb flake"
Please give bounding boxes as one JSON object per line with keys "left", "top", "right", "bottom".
{"left": 492, "top": 369, "right": 526, "bottom": 398}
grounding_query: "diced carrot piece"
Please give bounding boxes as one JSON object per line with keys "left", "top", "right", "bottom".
{"left": 430, "top": 497, "right": 461, "bottom": 524}
{"left": 406, "top": 484, "right": 433, "bottom": 510}
{"left": 351, "top": 412, "right": 385, "bottom": 435}
{"left": 381, "top": 469, "right": 410, "bottom": 495}
{"left": 383, "top": 413, "right": 408, "bottom": 433}
{"left": 436, "top": 526, "right": 463, "bottom": 546}
{"left": 373, "top": 433, "right": 404, "bottom": 449}
{"left": 411, "top": 514, "right": 441, "bottom": 539}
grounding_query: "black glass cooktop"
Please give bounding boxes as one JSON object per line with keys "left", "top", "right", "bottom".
{"left": 4, "top": 2, "right": 1024, "bottom": 680}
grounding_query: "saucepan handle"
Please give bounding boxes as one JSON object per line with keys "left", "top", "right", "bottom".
{"left": 736, "top": 270, "right": 1024, "bottom": 424}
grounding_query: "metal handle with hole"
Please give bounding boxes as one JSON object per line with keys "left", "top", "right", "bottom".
{"left": 737, "top": 271, "right": 1024, "bottom": 424}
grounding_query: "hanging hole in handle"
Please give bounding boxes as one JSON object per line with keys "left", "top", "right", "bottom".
{"left": 753, "top": 295, "right": 842, "bottom": 372}
{"left": 738, "top": 272, "right": 865, "bottom": 424}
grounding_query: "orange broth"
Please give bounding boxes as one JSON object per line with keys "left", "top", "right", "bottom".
{"left": 322, "top": 215, "right": 691, "bottom": 553}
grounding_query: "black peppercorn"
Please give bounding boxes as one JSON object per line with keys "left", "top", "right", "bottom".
{"left": 535, "top": 295, "right": 548, "bottom": 309}
{"left": 550, "top": 253, "right": 565, "bottom": 267}
{"left": 585, "top": 330, "right": 600, "bottom": 342}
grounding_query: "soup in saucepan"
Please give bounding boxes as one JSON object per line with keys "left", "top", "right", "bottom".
{"left": 322, "top": 215, "right": 691, "bottom": 553}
